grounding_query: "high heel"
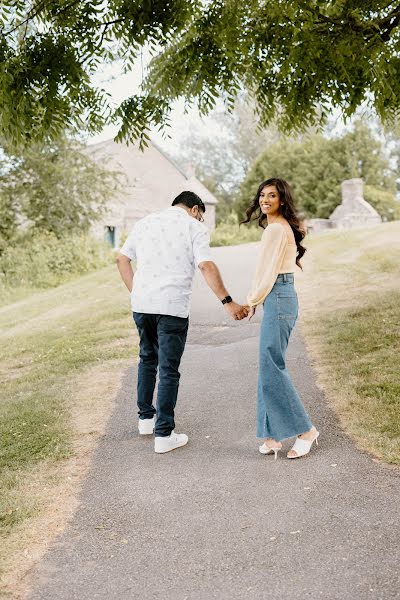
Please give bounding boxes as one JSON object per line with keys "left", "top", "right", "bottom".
{"left": 259, "top": 443, "right": 281, "bottom": 460}
{"left": 287, "top": 431, "right": 320, "bottom": 459}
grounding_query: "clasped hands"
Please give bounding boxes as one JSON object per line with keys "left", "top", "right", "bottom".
{"left": 224, "top": 301, "right": 256, "bottom": 321}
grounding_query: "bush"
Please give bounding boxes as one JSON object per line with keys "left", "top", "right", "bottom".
{"left": 210, "top": 213, "right": 262, "bottom": 247}
{"left": 363, "top": 185, "right": 400, "bottom": 221}
{"left": 234, "top": 121, "right": 397, "bottom": 220}
{"left": 0, "top": 232, "right": 113, "bottom": 290}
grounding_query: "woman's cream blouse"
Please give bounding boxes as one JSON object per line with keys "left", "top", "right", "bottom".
{"left": 247, "top": 222, "right": 297, "bottom": 307}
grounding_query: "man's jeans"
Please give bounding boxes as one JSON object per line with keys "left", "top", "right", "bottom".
{"left": 133, "top": 313, "right": 189, "bottom": 437}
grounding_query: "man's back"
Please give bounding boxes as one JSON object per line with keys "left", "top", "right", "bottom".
{"left": 120, "top": 206, "right": 212, "bottom": 318}
{"left": 116, "top": 191, "right": 247, "bottom": 451}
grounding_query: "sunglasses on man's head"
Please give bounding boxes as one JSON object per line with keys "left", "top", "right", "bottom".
{"left": 195, "top": 206, "right": 205, "bottom": 222}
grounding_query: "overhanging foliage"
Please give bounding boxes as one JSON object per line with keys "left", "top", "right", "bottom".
{"left": 1, "top": 1, "right": 400, "bottom": 147}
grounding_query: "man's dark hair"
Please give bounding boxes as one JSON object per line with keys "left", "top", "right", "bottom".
{"left": 172, "top": 191, "right": 206, "bottom": 213}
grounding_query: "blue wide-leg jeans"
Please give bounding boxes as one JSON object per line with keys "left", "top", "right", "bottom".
{"left": 133, "top": 313, "right": 189, "bottom": 437}
{"left": 256, "top": 273, "right": 313, "bottom": 441}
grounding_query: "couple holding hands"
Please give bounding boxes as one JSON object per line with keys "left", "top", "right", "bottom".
{"left": 117, "top": 178, "right": 319, "bottom": 459}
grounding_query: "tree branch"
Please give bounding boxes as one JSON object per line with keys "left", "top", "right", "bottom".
{"left": 376, "top": 5, "right": 400, "bottom": 41}
{"left": 94, "top": 15, "right": 135, "bottom": 52}
{"left": 314, "top": 5, "right": 400, "bottom": 43}
{"left": 1, "top": 0, "right": 48, "bottom": 37}
{"left": 376, "top": 3, "right": 400, "bottom": 26}
{"left": 0, "top": 0, "right": 81, "bottom": 38}
{"left": 100, "top": 17, "right": 131, "bottom": 28}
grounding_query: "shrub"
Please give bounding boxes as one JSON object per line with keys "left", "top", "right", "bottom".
{"left": 0, "top": 232, "right": 113, "bottom": 290}
{"left": 234, "top": 121, "right": 397, "bottom": 220}
{"left": 210, "top": 213, "right": 262, "bottom": 247}
{"left": 363, "top": 185, "right": 400, "bottom": 221}
{"left": 0, "top": 137, "right": 119, "bottom": 242}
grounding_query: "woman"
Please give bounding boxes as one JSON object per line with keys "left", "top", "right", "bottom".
{"left": 243, "top": 178, "right": 319, "bottom": 459}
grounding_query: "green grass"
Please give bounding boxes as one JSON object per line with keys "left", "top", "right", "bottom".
{"left": 0, "top": 266, "right": 136, "bottom": 535}
{"left": 315, "top": 295, "right": 400, "bottom": 463}
{"left": 301, "top": 221, "right": 400, "bottom": 464}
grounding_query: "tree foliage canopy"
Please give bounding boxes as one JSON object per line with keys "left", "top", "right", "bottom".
{"left": 234, "top": 121, "right": 399, "bottom": 221}
{"left": 0, "top": 136, "right": 118, "bottom": 251}
{"left": 172, "top": 96, "right": 280, "bottom": 194}
{"left": 1, "top": 1, "right": 400, "bottom": 147}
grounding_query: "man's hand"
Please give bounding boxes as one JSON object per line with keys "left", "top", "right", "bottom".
{"left": 224, "top": 301, "right": 248, "bottom": 321}
{"left": 197, "top": 262, "right": 248, "bottom": 320}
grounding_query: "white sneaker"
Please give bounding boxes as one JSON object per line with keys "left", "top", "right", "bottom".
{"left": 154, "top": 431, "right": 188, "bottom": 453}
{"left": 138, "top": 416, "right": 155, "bottom": 435}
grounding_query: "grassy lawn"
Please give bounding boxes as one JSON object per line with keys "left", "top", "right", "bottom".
{"left": 0, "top": 266, "right": 136, "bottom": 594}
{"left": 297, "top": 221, "right": 400, "bottom": 465}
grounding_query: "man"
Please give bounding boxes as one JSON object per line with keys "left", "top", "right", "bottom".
{"left": 117, "top": 191, "right": 247, "bottom": 454}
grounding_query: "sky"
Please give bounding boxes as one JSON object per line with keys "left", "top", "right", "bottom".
{"left": 89, "top": 53, "right": 222, "bottom": 154}
{"left": 88, "top": 52, "right": 380, "bottom": 161}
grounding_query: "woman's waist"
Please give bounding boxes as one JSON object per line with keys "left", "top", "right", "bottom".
{"left": 275, "top": 273, "right": 294, "bottom": 284}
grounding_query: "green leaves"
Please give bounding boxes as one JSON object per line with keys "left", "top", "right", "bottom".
{"left": 1, "top": 1, "right": 400, "bottom": 147}
{"left": 0, "top": 1, "right": 197, "bottom": 148}
{"left": 234, "top": 119, "right": 397, "bottom": 220}
{"left": 0, "top": 135, "right": 120, "bottom": 243}
{"left": 113, "top": 94, "right": 171, "bottom": 149}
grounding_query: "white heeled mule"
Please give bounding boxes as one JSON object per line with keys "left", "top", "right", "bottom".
{"left": 259, "top": 443, "right": 281, "bottom": 460}
{"left": 287, "top": 431, "right": 320, "bottom": 459}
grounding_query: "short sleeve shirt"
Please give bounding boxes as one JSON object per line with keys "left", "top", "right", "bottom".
{"left": 119, "top": 206, "right": 213, "bottom": 318}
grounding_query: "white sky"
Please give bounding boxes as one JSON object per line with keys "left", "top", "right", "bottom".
{"left": 89, "top": 53, "right": 374, "bottom": 155}
{"left": 89, "top": 54, "right": 222, "bottom": 153}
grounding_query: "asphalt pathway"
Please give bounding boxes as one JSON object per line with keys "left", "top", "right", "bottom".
{"left": 29, "top": 244, "right": 399, "bottom": 600}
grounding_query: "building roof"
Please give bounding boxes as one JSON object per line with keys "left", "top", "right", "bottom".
{"left": 87, "top": 138, "right": 218, "bottom": 206}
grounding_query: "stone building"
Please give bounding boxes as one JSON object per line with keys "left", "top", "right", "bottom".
{"left": 307, "top": 178, "right": 382, "bottom": 234}
{"left": 86, "top": 138, "right": 218, "bottom": 248}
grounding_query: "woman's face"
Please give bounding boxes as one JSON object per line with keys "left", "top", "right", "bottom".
{"left": 259, "top": 185, "right": 280, "bottom": 216}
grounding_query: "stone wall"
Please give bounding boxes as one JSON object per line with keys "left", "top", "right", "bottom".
{"left": 305, "top": 218, "right": 333, "bottom": 234}
{"left": 329, "top": 178, "right": 382, "bottom": 229}
{"left": 307, "top": 178, "right": 382, "bottom": 234}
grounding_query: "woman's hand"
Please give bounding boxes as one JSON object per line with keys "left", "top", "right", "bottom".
{"left": 247, "top": 305, "right": 256, "bottom": 321}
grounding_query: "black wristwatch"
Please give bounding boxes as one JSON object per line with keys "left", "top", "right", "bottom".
{"left": 221, "top": 295, "right": 232, "bottom": 305}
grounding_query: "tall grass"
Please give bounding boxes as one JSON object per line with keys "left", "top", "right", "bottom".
{"left": 0, "top": 232, "right": 113, "bottom": 297}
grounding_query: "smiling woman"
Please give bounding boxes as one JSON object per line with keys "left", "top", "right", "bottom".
{"left": 259, "top": 185, "right": 281, "bottom": 214}
{"left": 243, "top": 178, "right": 319, "bottom": 460}
{"left": 241, "top": 177, "right": 306, "bottom": 269}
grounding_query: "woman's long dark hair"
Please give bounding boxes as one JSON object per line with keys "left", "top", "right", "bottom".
{"left": 241, "top": 178, "right": 306, "bottom": 268}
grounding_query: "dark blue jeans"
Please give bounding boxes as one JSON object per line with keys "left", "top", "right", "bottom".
{"left": 133, "top": 313, "right": 189, "bottom": 437}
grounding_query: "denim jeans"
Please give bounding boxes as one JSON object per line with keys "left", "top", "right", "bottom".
{"left": 133, "top": 312, "right": 189, "bottom": 437}
{"left": 257, "top": 273, "right": 313, "bottom": 441}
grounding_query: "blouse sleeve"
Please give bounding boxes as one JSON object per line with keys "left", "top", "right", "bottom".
{"left": 247, "top": 223, "right": 288, "bottom": 307}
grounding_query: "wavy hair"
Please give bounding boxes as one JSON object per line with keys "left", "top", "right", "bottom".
{"left": 241, "top": 178, "right": 306, "bottom": 268}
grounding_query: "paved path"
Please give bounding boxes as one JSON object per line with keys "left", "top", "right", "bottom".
{"left": 29, "top": 245, "right": 399, "bottom": 600}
